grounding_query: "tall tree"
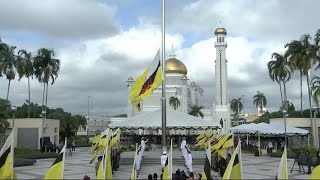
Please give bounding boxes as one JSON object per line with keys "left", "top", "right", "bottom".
{"left": 230, "top": 98, "right": 243, "bottom": 125}
{"left": 0, "top": 98, "right": 10, "bottom": 137}
{"left": 253, "top": 91, "right": 267, "bottom": 114}
{"left": 33, "top": 48, "right": 60, "bottom": 117}
{"left": 169, "top": 96, "right": 180, "bottom": 110}
{"left": 188, "top": 105, "right": 204, "bottom": 119}
{"left": 0, "top": 43, "right": 17, "bottom": 100}
{"left": 285, "top": 34, "right": 317, "bottom": 117}
{"left": 311, "top": 76, "right": 320, "bottom": 110}
{"left": 268, "top": 53, "right": 291, "bottom": 111}
{"left": 16, "top": 50, "right": 34, "bottom": 118}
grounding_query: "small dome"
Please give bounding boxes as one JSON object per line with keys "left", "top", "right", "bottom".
{"left": 214, "top": 27, "right": 227, "bottom": 36}
{"left": 165, "top": 58, "right": 187, "bottom": 75}
{"left": 181, "top": 75, "right": 188, "bottom": 79}
{"left": 128, "top": 77, "right": 133, "bottom": 81}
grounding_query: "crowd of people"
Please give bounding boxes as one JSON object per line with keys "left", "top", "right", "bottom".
{"left": 147, "top": 169, "right": 203, "bottom": 180}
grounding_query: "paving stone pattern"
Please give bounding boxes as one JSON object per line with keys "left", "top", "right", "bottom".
{"left": 15, "top": 147, "right": 310, "bottom": 179}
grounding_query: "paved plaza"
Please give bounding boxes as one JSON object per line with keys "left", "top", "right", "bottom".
{"left": 15, "top": 147, "right": 310, "bottom": 179}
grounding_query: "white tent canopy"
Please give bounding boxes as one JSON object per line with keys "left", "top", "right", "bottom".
{"left": 230, "top": 122, "right": 309, "bottom": 136}
{"left": 109, "top": 108, "right": 220, "bottom": 130}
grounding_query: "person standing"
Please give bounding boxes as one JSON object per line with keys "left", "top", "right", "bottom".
{"left": 140, "top": 137, "right": 148, "bottom": 158}
{"left": 136, "top": 146, "right": 142, "bottom": 171}
{"left": 181, "top": 137, "right": 187, "bottom": 159}
{"left": 72, "top": 140, "right": 76, "bottom": 151}
{"left": 267, "top": 140, "right": 273, "bottom": 155}
{"left": 160, "top": 151, "right": 168, "bottom": 170}
{"left": 306, "top": 151, "right": 312, "bottom": 174}
{"left": 186, "top": 150, "right": 193, "bottom": 173}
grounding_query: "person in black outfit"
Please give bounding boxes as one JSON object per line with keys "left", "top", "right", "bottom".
{"left": 306, "top": 151, "right": 312, "bottom": 174}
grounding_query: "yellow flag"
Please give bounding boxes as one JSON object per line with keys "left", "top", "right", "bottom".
{"left": 222, "top": 142, "right": 243, "bottom": 180}
{"left": 0, "top": 132, "right": 15, "bottom": 179}
{"left": 162, "top": 157, "right": 170, "bottom": 180}
{"left": 310, "top": 164, "right": 320, "bottom": 179}
{"left": 276, "top": 146, "right": 288, "bottom": 180}
{"left": 130, "top": 50, "right": 163, "bottom": 111}
{"left": 44, "top": 138, "right": 66, "bottom": 180}
{"left": 202, "top": 142, "right": 211, "bottom": 180}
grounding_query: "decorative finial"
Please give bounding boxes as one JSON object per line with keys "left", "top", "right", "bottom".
{"left": 219, "top": 20, "right": 222, "bottom": 27}
{"left": 169, "top": 44, "right": 176, "bottom": 58}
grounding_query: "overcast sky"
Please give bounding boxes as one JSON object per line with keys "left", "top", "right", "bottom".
{"left": 0, "top": 0, "right": 319, "bottom": 116}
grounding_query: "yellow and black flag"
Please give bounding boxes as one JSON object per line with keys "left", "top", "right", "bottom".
{"left": 96, "top": 140, "right": 113, "bottom": 180}
{"left": 202, "top": 141, "right": 211, "bottom": 180}
{"left": 44, "top": 138, "right": 67, "bottom": 180}
{"left": 129, "top": 49, "right": 163, "bottom": 111}
{"left": 130, "top": 144, "right": 138, "bottom": 180}
{"left": 0, "top": 132, "right": 15, "bottom": 179}
{"left": 222, "top": 142, "right": 243, "bottom": 180}
{"left": 162, "top": 156, "right": 170, "bottom": 180}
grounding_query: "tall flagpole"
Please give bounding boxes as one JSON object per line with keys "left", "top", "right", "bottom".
{"left": 161, "top": 0, "right": 167, "bottom": 152}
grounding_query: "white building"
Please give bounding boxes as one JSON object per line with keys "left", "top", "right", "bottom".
{"left": 7, "top": 118, "right": 59, "bottom": 150}
{"left": 125, "top": 25, "right": 231, "bottom": 129}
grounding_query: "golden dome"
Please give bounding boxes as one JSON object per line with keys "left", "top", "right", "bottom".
{"left": 165, "top": 58, "right": 187, "bottom": 75}
{"left": 214, "top": 27, "right": 227, "bottom": 36}
{"left": 128, "top": 77, "right": 133, "bottom": 81}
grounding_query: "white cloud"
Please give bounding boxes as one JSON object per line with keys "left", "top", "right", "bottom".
{"left": 0, "top": 0, "right": 119, "bottom": 38}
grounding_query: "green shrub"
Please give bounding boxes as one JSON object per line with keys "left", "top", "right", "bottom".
{"left": 14, "top": 158, "right": 36, "bottom": 167}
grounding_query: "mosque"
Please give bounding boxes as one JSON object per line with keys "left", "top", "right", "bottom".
{"left": 125, "top": 25, "right": 231, "bottom": 130}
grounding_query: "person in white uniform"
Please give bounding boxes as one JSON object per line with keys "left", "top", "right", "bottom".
{"left": 160, "top": 151, "right": 168, "bottom": 170}
{"left": 136, "top": 146, "right": 142, "bottom": 171}
{"left": 140, "top": 137, "right": 148, "bottom": 158}
{"left": 180, "top": 137, "right": 187, "bottom": 159}
{"left": 186, "top": 150, "right": 193, "bottom": 173}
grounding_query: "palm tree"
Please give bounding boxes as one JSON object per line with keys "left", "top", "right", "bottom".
{"left": 230, "top": 98, "right": 243, "bottom": 125}
{"left": 285, "top": 34, "right": 316, "bottom": 117}
{"left": 16, "top": 50, "right": 34, "bottom": 118}
{"left": 311, "top": 76, "right": 320, "bottom": 108}
{"left": 188, "top": 105, "right": 204, "bottom": 118}
{"left": 253, "top": 91, "right": 267, "bottom": 114}
{"left": 0, "top": 44, "right": 17, "bottom": 100}
{"left": 313, "top": 29, "right": 320, "bottom": 70}
{"left": 169, "top": 96, "right": 180, "bottom": 110}
{"left": 33, "top": 48, "right": 60, "bottom": 116}
{"left": 268, "top": 53, "right": 291, "bottom": 111}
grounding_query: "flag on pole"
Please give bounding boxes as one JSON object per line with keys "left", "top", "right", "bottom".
{"left": 0, "top": 132, "right": 15, "bottom": 179}
{"left": 44, "top": 137, "right": 67, "bottom": 180}
{"left": 130, "top": 144, "right": 138, "bottom": 180}
{"left": 129, "top": 49, "right": 163, "bottom": 111}
{"left": 202, "top": 141, "right": 211, "bottom": 180}
{"left": 90, "top": 129, "right": 110, "bottom": 164}
{"left": 162, "top": 157, "right": 170, "bottom": 180}
{"left": 275, "top": 146, "right": 288, "bottom": 180}
{"left": 96, "top": 139, "right": 112, "bottom": 180}
{"left": 310, "top": 164, "right": 320, "bottom": 179}
{"left": 170, "top": 139, "right": 173, "bottom": 180}
{"left": 222, "top": 141, "right": 243, "bottom": 180}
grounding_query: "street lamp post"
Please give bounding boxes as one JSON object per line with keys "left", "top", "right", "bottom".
{"left": 11, "top": 106, "right": 17, "bottom": 129}
{"left": 311, "top": 105, "right": 319, "bottom": 148}
{"left": 41, "top": 110, "right": 46, "bottom": 152}
{"left": 282, "top": 109, "right": 287, "bottom": 147}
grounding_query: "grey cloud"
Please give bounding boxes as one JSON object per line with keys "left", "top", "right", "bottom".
{"left": 0, "top": 0, "right": 120, "bottom": 38}
{"left": 162, "top": 0, "right": 320, "bottom": 43}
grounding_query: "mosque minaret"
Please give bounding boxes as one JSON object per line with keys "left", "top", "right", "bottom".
{"left": 212, "top": 26, "right": 231, "bottom": 130}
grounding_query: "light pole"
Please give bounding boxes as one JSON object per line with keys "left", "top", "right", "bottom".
{"left": 282, "top": 109, "right": 287, "bottom": 147}
{"left": 87, "top": 96, "right": 91, "bottom": 141}
{"left": 242, "top": 95, "right": 245, "bottom": 116}
{"left": 41, "top": 110, "right": 46, "bottom": 152}
{"left": 11, "top": 106, "right": 17, "bottom": 129}
{"left": 311, "top": 105, "right": 319, "bottom": 148}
